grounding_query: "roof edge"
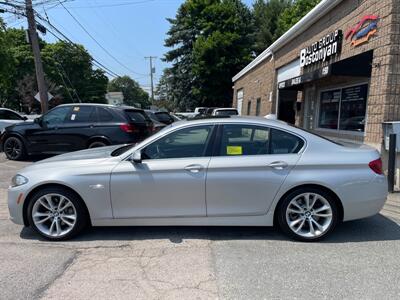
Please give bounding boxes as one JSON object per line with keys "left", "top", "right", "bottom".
{"left": 232, "top": 0, "right": 344, "bottom": 83}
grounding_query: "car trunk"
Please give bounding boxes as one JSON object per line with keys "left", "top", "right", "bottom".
{"left": 124, "top": 110, "right": 153, "bottom": 139}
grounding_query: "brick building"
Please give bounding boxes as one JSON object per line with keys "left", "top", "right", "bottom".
{"left": 232, "top": 0, "right": 399, "bottom": 150}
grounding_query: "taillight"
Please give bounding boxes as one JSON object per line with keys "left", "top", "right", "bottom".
{"left": 369, "top": 158, "right": 383, "bottom": 175}
{"left": 120, "top": 123, "right": 135, "bottom": 133}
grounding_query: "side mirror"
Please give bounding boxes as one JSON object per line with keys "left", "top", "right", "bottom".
{"left": 22, "top": 116, "right": 28, "bottom": 121}
{"left": 34, "top": 117, "right": 42, "bottom": 125}
{"left": 131, "top": 150, "right": 142, "bottom": 164}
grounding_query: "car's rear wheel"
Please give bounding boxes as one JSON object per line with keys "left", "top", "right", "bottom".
{"left": 4, "top": 136, "right": 25, "bottom": 160}
{"left": 277, "top": 188, "right": 338, "bottom": 242}
{"left": 88, "top": 140, "right": 107, "bottom": 149}
{"left": 27, "top": 187, "right": 88, "bottom": 241}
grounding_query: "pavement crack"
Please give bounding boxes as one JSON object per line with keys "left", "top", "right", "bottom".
{"left": 33, "top": 249, "right": 79, "bottom": 300}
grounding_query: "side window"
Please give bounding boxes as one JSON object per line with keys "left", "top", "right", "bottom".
{"left": 98, "top": 107, "right": 114, "bottom": 122}
{"left": 270, "top": 128, "right": 304, "bottom": 154}
{"left": 143, "top": 125, "right": 213, "bottom": 159}
{"left": 42, "top": 106, "right": 71, "bottom": 126}
{"left": 4, "top": 111, "right": 23, "bottom": 120}
{"left": 0, "top": 111, "right": 5, "bottom": 119}
{"left": 66, "top": 106, "right": 96, "bottom": 123}
{"left": 220, "top": 124, "right": 270, "bottom": 156}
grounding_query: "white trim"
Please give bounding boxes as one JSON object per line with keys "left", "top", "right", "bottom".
{"left": 232, "top": 0, "right": 344, "bottom": 82}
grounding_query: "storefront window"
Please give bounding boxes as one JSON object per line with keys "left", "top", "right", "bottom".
{"left": 318, "top": 84, "right": 368, "bottom": 132}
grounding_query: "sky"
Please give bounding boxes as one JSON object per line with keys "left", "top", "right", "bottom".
{"left": 3, "top": 0, "right": 253, "bottom": 94}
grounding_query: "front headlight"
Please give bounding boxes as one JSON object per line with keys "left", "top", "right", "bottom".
{"left": 11, "top": 174, "right": 28, "bottom": 187}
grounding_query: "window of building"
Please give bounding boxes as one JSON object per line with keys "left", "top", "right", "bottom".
{"left": 256, "top": 98, "right": 261, "bottom": 116}
{"left": 247, "top": 101, "right": 252, "bottom": 115}
{"left": 318, "top": 83, "right": 368, "bottom": 133}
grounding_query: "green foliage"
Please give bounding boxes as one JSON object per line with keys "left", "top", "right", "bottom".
{"left": 0, "top": 23, "right": 109, "bottom": 112}
{"left": 252, "top": 0, "right": 291, "bottom": 55}
{"left": 42, "top": 41, "right": 108, "bottom": 104}
{"left": 163, "top": 0, "right": 254, "bottom": 110}
{"left": 107, "top": 76, "right": 150, "bottom": 108}
{"left": 275, "top": 0, "right": 321, "bottom": 37}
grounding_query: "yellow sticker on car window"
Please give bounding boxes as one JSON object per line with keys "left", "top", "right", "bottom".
{"left": 227, "top": 146, "right": 242, "bottom": 155}
{"left": 73, "top": 107, "right": 80, "bottom": 112}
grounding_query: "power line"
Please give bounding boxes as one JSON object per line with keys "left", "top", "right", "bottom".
{"left": 34, "top": 11, "right": 122, "bottom": 78}
{"left": 57, "top": 0, "right": 147, "bottom": 76}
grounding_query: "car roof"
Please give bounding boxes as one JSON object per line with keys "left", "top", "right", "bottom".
{"left": 172, "top": 116, "right": 289, "bottom": 128}
{"left": 214, "top": 108, "right": 238, "bottom": 111}
{"left": 57, "top": 103, "right": 144, "bottom": 111}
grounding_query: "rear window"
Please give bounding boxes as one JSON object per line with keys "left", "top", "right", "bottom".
{"left": 125, "top": 110, "right": 148, "bottom": 123}
{"left": 215, "top": 109, "right": 238, "bottom": 116}
{"left": 155, "top": 112, "right": 173, "bottom": 123}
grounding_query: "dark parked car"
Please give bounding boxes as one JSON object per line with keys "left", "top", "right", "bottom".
{"left": 145, "top": 110, "right": 175, "bottom": 125}
{"left": 0, "top": 104, "right": 153, "bottom": 160}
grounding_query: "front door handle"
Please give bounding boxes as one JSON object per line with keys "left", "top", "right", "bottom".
{"left": 184, "top": 164, "right": 203, "bottom": 173}
{"left": 268, "top": 161, "right": 288, "bottom": 170}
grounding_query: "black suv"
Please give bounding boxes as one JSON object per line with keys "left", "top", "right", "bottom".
{"left": 0, "top": 104, "right": 153, "bottom": 160}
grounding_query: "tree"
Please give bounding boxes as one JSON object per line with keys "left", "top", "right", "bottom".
{"left": 275, "top": 0, "right": 321, "bottom": 38}
{"left": 163, "top": 0, "right": 254, "bottom": 110}
{"left": 252, "top": 0, "right": 290, "bottom": 55}
{"left": 107, "top": 76, "right": 150, "bottom": 108}
{"left": 42, "top": 41, "right": 108, "bottom": 104}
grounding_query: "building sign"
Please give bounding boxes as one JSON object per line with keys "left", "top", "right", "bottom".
{"left": 278, "top": 65, "right": 331, "bottom": 90}
{"left": 345, "top": 15, "right": 379, "bottom": 47}
{"left": 300, "top": 30, "right": 343, "bottom": 68}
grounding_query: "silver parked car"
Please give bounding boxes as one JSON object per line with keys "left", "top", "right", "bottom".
{"left": 0, "top": 108, "right": 28, "bottom": 132}
{"left": 8, "top": 117, "right": 387, "bottom": 241}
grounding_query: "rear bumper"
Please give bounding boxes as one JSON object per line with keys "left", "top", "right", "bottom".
{"left": 341, "top": 175, "right": 388, "bottom": 221}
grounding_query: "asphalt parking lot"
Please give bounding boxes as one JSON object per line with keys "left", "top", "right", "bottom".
{"left": 1, "top": 153, "right": 400, "bottom": 299}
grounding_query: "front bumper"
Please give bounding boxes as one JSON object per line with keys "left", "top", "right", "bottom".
{"left": 8, "top": 186, "right": 26, "bottom": 225}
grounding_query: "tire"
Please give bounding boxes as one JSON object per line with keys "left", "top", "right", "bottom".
{"left": 88, "top": 140, "right": 107, "bottom": 149}
{"left": 27, "top": 187, "right": 88, "bottom": 241}
{"left": 3, "top": 136, "right": 26, "bottom": 161}
{"left": 277, "top": 187, "right": 338, "bottom": 242}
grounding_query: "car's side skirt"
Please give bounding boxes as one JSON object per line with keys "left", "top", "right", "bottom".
{"left": 92, "top": 212, "right": 275, "bottom": 227}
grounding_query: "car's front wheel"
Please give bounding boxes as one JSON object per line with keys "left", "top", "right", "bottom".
{"left": 3, "top": 136, "right": 25, "bottom": 160}
{"left": 277, "top": 188, "right": 338, "bottom": 242}
{"left": 27, "top": 187, "right": 88, "bottom": 241}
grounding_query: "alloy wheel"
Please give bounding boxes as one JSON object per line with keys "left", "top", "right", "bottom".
{"left": 285, "top": 192, "right": 333, "bottom": 238}
{"left": 4, "top": 137, "right": 22, "bottom": 160}
{"left": 31, "top": 193, "right": 77, "bottom": 238}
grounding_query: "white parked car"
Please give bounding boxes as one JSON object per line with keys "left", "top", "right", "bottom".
{"left": 212, "top": 108, "right": 239, "bottom": 116}
{"left": 0, "top": 108, "right": 28, "bottom": 133}
{"left": 8, "top": 116, "right": 388, "bottom": 241}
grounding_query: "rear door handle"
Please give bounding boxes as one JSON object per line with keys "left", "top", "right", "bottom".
{"left": 184, "top": 164, "right": 203, "bottom": 173}
{"left": 268, "top": 161, "right": 288, "bottom": 170}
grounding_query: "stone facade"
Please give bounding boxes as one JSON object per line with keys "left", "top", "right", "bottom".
{"left": 233, "top": 0, "right": 400, "bottom": 147}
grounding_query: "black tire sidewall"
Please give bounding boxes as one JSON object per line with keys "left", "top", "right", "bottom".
{"left": 277, "top": 187, "right": 338, "bottom": 242}
{"left": 88, "top": 141, "right": 107, "bottom": 149}
{"left": 4, "top": 136, "right": 25, "bottom": 160}
{"left": 27, "top": 187, "right": 88, "bottom": 241}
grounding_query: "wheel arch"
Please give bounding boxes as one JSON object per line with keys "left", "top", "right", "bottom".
{"left": 22, "top": 183, "right": 91, "bottom": 227}
{"left": 86, "top": 136, "right": 111, "bottom": 148}
{"left": 1, "top": 132, "right": 28, "bottom": 152}
{"left": 273, "top": 184, "right": 344, "bottom": 226}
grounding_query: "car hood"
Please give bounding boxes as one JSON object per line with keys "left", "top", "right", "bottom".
{"left": 36, "top": 145, "right": 124, "bottom": 164}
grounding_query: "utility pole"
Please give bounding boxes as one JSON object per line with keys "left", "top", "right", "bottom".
{"left": 145, "top": 56, "right": 157, "bottom": 105}
{"left": 25, "top": 0, "right": 48, "bottom": 113}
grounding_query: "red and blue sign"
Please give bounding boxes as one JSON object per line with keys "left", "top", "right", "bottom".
{"left": 345, "top": 15, "right": 379, "bottom": 46}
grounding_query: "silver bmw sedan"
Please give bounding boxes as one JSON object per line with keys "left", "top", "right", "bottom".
{"left": 8, "top": 117, "right": 387, "bottom": 242}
